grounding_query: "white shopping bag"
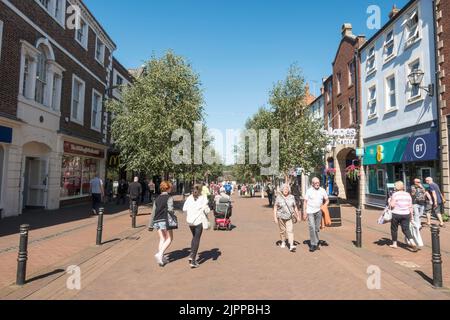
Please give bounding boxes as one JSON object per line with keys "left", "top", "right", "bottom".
{"left": 406, "top": 221, "right": 424, "bottom": 247}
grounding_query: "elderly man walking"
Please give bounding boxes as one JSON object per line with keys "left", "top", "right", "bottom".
{"left": 303, "top": 177, "right": 329, "bottom": 252}
{"left": 425, "top": 177, "right": 446, "bottom": 228}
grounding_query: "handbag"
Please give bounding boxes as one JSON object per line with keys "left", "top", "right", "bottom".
{"left": 383, "top": 207, "right": 392, "bottom": 222}
{"left": 202, "top": 207, "right": 211, "bottom": 230}
{"left": 321, "top": 205, "right": 332, "bottom": 227}
{"left": 167, "top": 211, "right": 178, "bottom": 230}
{"left": 281, "top": 196, "right": 297, "bottom": 224}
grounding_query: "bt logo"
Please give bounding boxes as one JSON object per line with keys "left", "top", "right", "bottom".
{"left": 413, "top": 137, "right": 427, "bottom": 159}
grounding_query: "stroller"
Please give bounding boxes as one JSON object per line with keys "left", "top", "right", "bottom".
{"left": 213, "top": 197, "right": 233, "bottom": 231}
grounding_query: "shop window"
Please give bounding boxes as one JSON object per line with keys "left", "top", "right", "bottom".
{"left": 377, "top": 169, "right": 385, "bottom": 191}
{"left": 61, "top": 155, "right": 99, "bottom": 199}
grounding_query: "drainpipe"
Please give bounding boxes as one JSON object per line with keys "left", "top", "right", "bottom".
{"left": 432, "top": 0, "right": 444, "bottom": 197}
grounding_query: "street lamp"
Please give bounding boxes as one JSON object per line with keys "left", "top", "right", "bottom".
{"left": 408, "top": 69, "right": 435, "bottom": 97}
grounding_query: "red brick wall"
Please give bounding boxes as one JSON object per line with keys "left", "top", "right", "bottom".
{"left": 439, "top": 0, "right": 450, "bottom": 115}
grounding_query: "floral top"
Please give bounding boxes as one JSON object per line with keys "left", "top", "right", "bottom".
{"left": 275, "top": 194, "right": 296, "bottom": 220}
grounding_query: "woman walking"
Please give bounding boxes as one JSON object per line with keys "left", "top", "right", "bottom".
{"left": 273, "top": 184, "right": 300, "bottom": 252}
{"left": 151, "top": 181, "right": 175, "bottom": 267}
{"left": 389, "top": 181, "right": 418, "bottom": 252}
{"left": 183, "top": 185, "right": 210, "bottom": 268}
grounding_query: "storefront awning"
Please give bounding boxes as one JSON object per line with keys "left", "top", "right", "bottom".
{"left": 364, "top": 132, "right": 439, "bottom": 165}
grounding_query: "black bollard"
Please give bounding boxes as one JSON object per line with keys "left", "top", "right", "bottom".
{"left": 431, "top": 225, "right": 443, "bottom": 288}
{"left": 16, "top": 224, "right": 30, "bottom": 286}
{"left": 132, "top": 200, "right": 137, "bottom": 229}
{"left": 356, "top": 209, "right": 362, "bottom": 248}
{"left": 96, "top": 208, "right": 104, "bottom": 245}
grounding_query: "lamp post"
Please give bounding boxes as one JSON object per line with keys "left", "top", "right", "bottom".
{"left": 407, "top": 69, "right": 435, "bottom": 97}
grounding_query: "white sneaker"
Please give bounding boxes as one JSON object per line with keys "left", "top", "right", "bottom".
{"left": 280, "top": 242, "right": 286, "bottom": 249}
{"left": 154, "top": 253, "right": 164, "bottom": 266}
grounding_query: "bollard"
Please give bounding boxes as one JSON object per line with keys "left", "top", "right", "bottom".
{"left": 96, "top": 208, "right": 104, "bottom": 245}
{"left": 132, "top": 200, "right": 137, "bottom": 229}
{"left": 356, "top": 209, "right": 362, "bottom": 248}
{"left": 16, "top": 224, "right": 30, "bottom": 286}
{"left": 431, "top": 225, "right": 443, "bottom": 288}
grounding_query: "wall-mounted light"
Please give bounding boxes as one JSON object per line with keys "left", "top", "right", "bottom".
{"left": 407, "top": 69, "right": 434, "bottom": 97}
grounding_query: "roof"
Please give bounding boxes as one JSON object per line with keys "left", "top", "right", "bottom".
{"left": 359, "top": 0, "right": 418, "bottom": 52}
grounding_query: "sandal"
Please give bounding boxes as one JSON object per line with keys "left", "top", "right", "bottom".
{"left": 389, "top": 245, "right": 398, "bottom": 249}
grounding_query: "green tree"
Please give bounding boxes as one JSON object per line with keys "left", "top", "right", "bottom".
{"left": 107, "top": 51, "right": 205, "bottom": 177}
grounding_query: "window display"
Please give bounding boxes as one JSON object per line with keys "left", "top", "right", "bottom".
{"left": 61, "top": 155, "right": 99, "bottom": 199}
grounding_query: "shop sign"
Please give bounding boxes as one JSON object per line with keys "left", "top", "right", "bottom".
{"left": 0, "top": 125, "right": 12, "bottom": 143}
{"left": 324, "top": 128, "right": 357, "bottom": 148}
{"left": 108, "top": 153, "right": 121, "bottom": 168}
{"left": 64, "top": 141, "right": 105, "bottom": 159}
{"left": 402, "top": 132, "right": 439, "bottom": 162}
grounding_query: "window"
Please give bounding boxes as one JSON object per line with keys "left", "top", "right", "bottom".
{"left": 22, "top": 56, "right": 31, "bottom": 98}
{"left": 368, "top": 86, "right": 377, "bottom": 117}
{"left": 60, "top": 156, "right": 100, "bottom": 199}
{"left": 408, "top": 59, "right": 421, "bottom": 100}
{"left": 75, "top": 18, "right": 88, "bottom": 49}
{"left": 349, "top": 97, "right": 354, "bottom": 124}
{"left": 384, "top": 30, "right": 395, "bottom": 61}
{"left": 386, "top": 75, "right": 396, "bottom": 109}
{"left": 327, "top": 111, "right": 332, "bottom": 130}
{"left": 51, "top": 74, "right": 61, "bottom": 111}
{"left": 91, "top": 90, "right": 102, "bottom": 131}
{"left": 326, "top": 81, "right": 332, "bottom": 103}
{"left": 337, "top": 105, "right": 343, "bottom": 128}
{"left": 71, "top": 75, "right": 85, "bottom": 124}
{"left": 95, "top": 37, "right": 105, "bottom": 64}
{"left": 35, "top": 46, "right": 48, "bottom": 105}
{"left": 337, "top": 73, "right": 342, "bottom": 95}
{"left": 116, "top": 75, "right": 123, "bottom": 86}
{"left": 377, "top": 170, "right": 385, "bottom": 191}
{"left": 35, "top": 0, "right": 65, "bottom": 26}
{"left": 367, "top": 46, "right": 376, "bottom": 75}
{"left": 405, "top": 8, "right": 420, "bottom": 47}
{"left": 39, "top": 0, "right": 50, "bottom": 9}
{"left": 348, "top": 61, "right": 355, "bottom": 86}
{"left": 0, "top": 20, "right": 4, "bottom": 61}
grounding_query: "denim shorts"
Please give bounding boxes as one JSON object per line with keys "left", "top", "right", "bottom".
{"left": 153, "top": 221, "right": 167, "bottom": 230}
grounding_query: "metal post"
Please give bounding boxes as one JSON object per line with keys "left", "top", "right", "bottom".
{"left": 431, "top": 225, "right": 443, "bottom": 288}
{"left": 96, "top": 208, "right": 104, "bottom": 245}
{"left": 16, "top": 224, "right": 30, "bottom": 286}
{"left": 356, "top": 208, "right": 362, "bottom": 248}
{"left": 132, "top": 200, "right": 137, "bottom": 228}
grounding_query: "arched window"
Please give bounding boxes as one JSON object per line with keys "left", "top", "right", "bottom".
{"left": 35, "top": 45, "right": 48, "bottom": 105}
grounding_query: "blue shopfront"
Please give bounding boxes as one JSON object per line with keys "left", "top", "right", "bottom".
{"left": 363, "top": 132, "right": 440, "bottom": 208}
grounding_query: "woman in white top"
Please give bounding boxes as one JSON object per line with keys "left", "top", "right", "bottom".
{"left": 183, "top": 185, "right": 210, "bottom": 268}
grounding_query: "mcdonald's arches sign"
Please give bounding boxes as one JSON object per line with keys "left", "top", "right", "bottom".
{"left": 108, "top": 153, "right": 121, "bottom": 168}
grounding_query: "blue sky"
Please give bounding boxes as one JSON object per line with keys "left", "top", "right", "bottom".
{"left": 85, "top": 0, "right": 408, "bottom": 136}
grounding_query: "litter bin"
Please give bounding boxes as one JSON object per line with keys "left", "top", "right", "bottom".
{"left": 328, "top": 195, "right": 342, "bottom": 227}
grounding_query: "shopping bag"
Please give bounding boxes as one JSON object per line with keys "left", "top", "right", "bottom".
{"left": 377, "top": 214, "right": 385, "bottom": 225}
{"left": 321, "top": 205, "right": 332, "bottom": 227}
{"left": 408, "top": 221, "right": 424, "bottom": 247}
{"left": 383, "top": 207, "right": 392, "bottom": 222}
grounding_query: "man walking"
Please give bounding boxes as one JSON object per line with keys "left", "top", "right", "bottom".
{"left": 266, "top": 183, "right": 274, "bottom": 207}
{"left": 303, "top": 177, "right": 329, "bottom": 252}
{"left": 128, "top": 177, "right": 142, "bottom": 216}
{"left": 425, "top": 177, "right": 446, "bottom": 228}
{"left": 148, "top": 179, "right": 156, "bottom": 204}
{"left": 90, "top": 174, "right": 104, "bottom": 215}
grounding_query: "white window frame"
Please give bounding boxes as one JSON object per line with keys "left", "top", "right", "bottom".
{"left": 336, "top": 73, "right": 342, "bottom": 95}
{"left": 91, "top": 89, "right": 103, "bottom": 132}
{"left": 35, "top": 0, "right": 66, "bottom": 28}
{"left": 404, "top": 7, "right": 421, "bottom": 49}
{"left": 75, "top": 17, "right": 89, "bottom": 50}
{"left": 51, "top": 72, "right": 62, "bottom": 112}
{"left": 384, "top": 29, "right": 395, "bottom": 63}
{"left": 95, "top": 36, "right": 105, "bottom": 65}
{"left": 348, "top": 61, "right": 355, "bottom": 87}
{"left": 407, "top": 58, "right": 422, "bottom": 103}
{"left": 377, "top": 169, "right": 385, "bottom": 191}
{"left": 367, "top": 85, "right": 377, "bottom": 119}
{"left": 366, "top": 46, "right": 376, "bottom": 76}
{"left": 385, "top": 73, "right": 397, "bottom": 111}
{"left": 0, "top": 20, "right": 4, "bottom": 61}
{"left": 71, "top": 74, "right": 86, "bottom": 125}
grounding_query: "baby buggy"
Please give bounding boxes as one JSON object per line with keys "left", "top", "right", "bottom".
{"left": 214, "top": 197, "right": 233, "bottom": 231}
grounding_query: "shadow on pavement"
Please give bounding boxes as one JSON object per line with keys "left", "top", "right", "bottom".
{"left": 167, "top": 248, "right": 191, "bottom": 263}
{"left": 101, "top": 238, "right": 121, "bottom": 245}
{"left": 26, "top": 268, "right": 65, "bottom": 284}
{"left": 198, "top": 248, "right": 221, "bottom": 264}
{"left": 415, "top": 270, "right": 433, "bottom": 285}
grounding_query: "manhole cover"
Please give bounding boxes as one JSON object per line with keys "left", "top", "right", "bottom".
{"left": 126, "top": 236, "right": 140, "bottom": 241}
{"left": 395, "top": 261, "right": 420, "bottom": 268}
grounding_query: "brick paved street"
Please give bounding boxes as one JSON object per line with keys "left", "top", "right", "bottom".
{"left": 1, "top": 194, "right": 449, "bottom": 300}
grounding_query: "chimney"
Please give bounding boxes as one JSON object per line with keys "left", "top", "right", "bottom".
{"left": 389, "top": 5, "right": 400, "bottom": 19}
{"left": 342, "top": 23, "right": 353, "bottom": 38}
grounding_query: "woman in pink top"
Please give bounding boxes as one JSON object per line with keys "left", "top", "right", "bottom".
{"left": 389, "top": 181, "right": 418, "bottom": 251}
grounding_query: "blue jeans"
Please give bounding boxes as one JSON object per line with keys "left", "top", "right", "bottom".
{"left": 413, "top": 204, "right": 425, "bottom": 228}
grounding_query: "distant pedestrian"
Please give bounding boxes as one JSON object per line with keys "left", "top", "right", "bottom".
{"left": 202, "top": 183, "right": 211, "bottom": 198}
{"left": 224, "top": 182, "right": 233, "bottom": 196}
{"left": 389, "top": 181, "right": 418, "bottom": 251}
{"left": 128, "top": 177, "right": 142, "bottom": 215}
{"left": 303, "top": 177, "right": 329, "bottom": 252}
{"left": 90, "top": 175, "right": 104, "bottom": 215}
{"left": 273, "top": 184, "right": 300, "bottom": 252}
{"left": 410, "top": 178, "right": 428, "bottom": 230}
{"left": 150, "top": 181, "right": 175, "bottom": 267}
{"left": 266, "top": 183, "right": 274, "bottom": 207}
{"left": 116, "top": 179, "right": 128, "bottom": 205}
{"left": 183, "top": 185, "right": 210, "bottom": 269}
{"left": 148, "top": 179, "right": 156, "bottom": 204}
{"left": 425, "top": 177, "right": 446, "bottom": 228}
{"left": 105, "top": 178, "right": 113, "bottom": 203}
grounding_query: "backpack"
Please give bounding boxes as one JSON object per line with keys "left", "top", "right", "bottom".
{"left": 412, "top": 186, "right": 426, "bottom": 204}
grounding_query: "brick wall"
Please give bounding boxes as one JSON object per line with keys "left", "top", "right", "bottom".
{"left": 438, "top": 0, "right": 449, "bottom": 115}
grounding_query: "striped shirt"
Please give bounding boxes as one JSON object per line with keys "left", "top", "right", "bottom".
{"left": 391, "top": 191, "right": 412, "bottom": 215}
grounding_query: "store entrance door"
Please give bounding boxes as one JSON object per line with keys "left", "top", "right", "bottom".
{"left": 23, "top": 157, "right": 48, "bottom": 209}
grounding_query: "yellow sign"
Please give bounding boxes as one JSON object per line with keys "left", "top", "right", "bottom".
{"left": 108, "top": 155, "right": 120, "bottom": 167}
{"left": 376, "top": 145, "right": 384, "bottom": 163}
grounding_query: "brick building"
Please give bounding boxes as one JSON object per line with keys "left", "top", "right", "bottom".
{"left": 436, "top": 0, "right": 450, "bottom": 216}
{"left": 0, "top": 0, "right": 118, "bottom": 217}
{"left": 323, "top": 24, "right": 365, "bottom": 202}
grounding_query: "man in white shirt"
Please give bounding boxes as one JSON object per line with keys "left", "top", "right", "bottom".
{"left": 90, "top": 175, "right": 104, "bottom": 215}
{"left": 303, "top": 177, "right": 329, "bottom": 252}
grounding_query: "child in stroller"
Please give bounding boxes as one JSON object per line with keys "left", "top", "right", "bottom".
{"left": 214, "top": 191, "right": 233, "bottom": 231}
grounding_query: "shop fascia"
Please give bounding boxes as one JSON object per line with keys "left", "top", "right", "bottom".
{"left": 322, "top": 128, "right": 357, "bottom": 148}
